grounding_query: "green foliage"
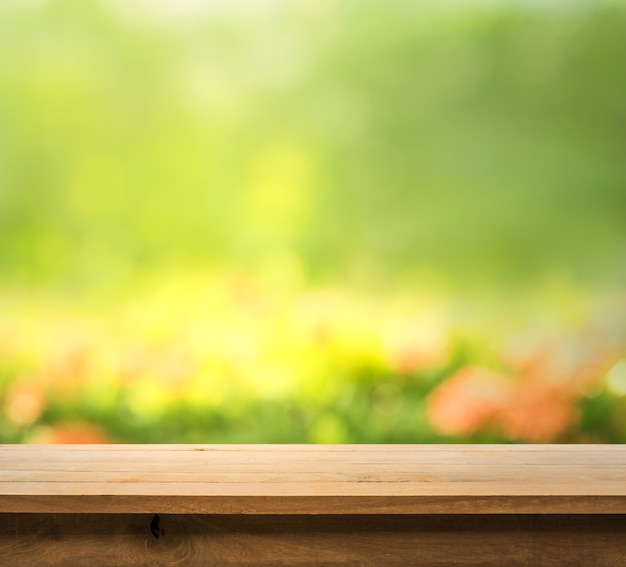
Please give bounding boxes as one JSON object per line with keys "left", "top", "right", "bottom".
{"left": 0, "top": 0, "right": 625, "bottom": 443}
{"left": 1, "top": 0, "right": 625, "bottom": 288}
{"left": 0, "top": 278, "right": 624, "bottom": 443}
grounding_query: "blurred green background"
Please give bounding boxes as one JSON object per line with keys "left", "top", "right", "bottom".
{"left": 1, "top": 0, "right": 625, "bottom": 444}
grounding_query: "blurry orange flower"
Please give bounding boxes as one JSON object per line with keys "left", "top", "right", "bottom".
{"left": 503, "top": 331, "right": 617, "bottom": 397}
{"left": 382, "top": 315, "right": 449, "bottom": 374}
{"left": 30, "top": 422, "right": 113, "bottom": 444}
{"left": 426, "top": 366, "right": 514, "bottom": 436}
{"left": 3, "top": 381, "right": 46, "bottom": 427}
{"left": 495, "top": 382, "right": 576, "bottom": 442}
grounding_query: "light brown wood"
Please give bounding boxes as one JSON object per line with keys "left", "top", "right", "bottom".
{"left": 1, "top": 446, "right": 625, "bottom": 566}
{"left": 1, "top": 513, "right": 625, "bottom": 566}
{"left": 1, "top": 445, "right": 625, "bottom": 514}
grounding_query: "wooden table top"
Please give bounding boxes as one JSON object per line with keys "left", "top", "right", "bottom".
{"left": 1, "top": 444, "right": 625, "bottom": 514}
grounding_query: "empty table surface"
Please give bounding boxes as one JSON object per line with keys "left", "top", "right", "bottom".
{"left": 1, "top": 444, "right": 625, "bottom": 514}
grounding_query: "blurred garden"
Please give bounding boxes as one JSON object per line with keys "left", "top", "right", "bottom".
{"left": 1, "top": 0, "right": 625, "bottom": 444}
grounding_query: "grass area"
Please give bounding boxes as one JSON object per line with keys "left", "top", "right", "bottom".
{"left": 1, "top": 273, "right": 624, "bottom": 443}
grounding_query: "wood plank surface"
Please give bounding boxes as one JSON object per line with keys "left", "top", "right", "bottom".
{"left": 1, "top": 445, "right": 625, "bottom": 514}
{"left": 1, "top": 513, "right": 625, "bottom": 566}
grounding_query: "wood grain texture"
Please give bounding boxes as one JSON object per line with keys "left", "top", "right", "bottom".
{"left": 1, "top": 445, "right": 625, "bottom": 514}
{"left": 0, "top": 513, "right": 625, "bottom": 566}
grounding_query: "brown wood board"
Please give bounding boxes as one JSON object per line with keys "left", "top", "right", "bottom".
{"left": 1, "top": 513, "right": 625, "bottom": 566}
{"left": 1, "top": 445, "right": 625, "bottom": 514}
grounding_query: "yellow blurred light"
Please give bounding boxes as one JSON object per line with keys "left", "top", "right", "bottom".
{"left": 607, "top": 359, "right": 626, "bottom": 396}
{"left": 124, "top": 379, "right": 168, "bottom": 423}
{"left": 66, "top": 152, "right": 125, "bottom": 217}
{"left": 243, "top": 145, "right": 315, "bottom": 229}
{"left": 186, "top": 368, "right": 233, "bottom": 408}
{"left": 309, "top": 414, "right": 348, "bottom": 444}
{"left": 381, "top": 314, "right": 449, "bottom": 373}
